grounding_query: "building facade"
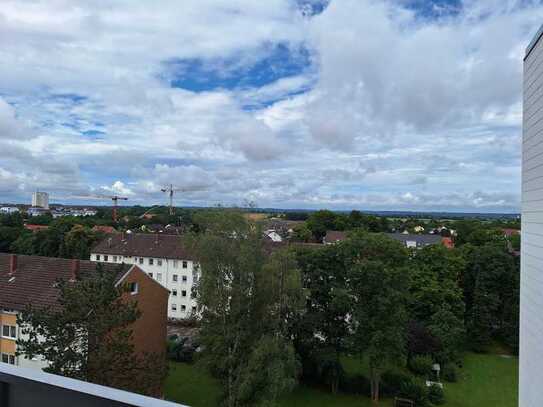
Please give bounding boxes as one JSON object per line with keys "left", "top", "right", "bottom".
{"left": 521, "top": 24, "right": 543, "bottom": 407}
{"left": 0, "top": 206, "right": 19, "bottom": 214}
{"left": 91, "top": 234, "right": 199, "bottom": 319}
{"left": 31, "top": 191, "right": 49, "bottom": 209}
{"left": 0, "top": 254, "right": 168, "bottom": 371}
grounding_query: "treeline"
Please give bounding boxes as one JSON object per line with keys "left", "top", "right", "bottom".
{"left": 190, "top": 211, "right": 519, "bottom": 406}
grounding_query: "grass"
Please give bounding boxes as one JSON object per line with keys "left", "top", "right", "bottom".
{"left": 444, "top": 353, "right": 518, "bottom": 407}
{"left": 164, "top": 362, "right": 221, "bottom": 407}
{"left": 165, "top": 352, "right": 518, "bottom": 407}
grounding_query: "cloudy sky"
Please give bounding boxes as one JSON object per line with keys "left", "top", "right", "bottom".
{"left": 0, "top": 0, "right": 541, "bottom": 212}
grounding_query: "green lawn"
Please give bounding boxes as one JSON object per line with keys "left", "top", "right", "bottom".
{"left": 444, "top": 353, "right": 518, "bottom": 407}
{"left": 165, "top": 352, "right": 518, "bottom": 407}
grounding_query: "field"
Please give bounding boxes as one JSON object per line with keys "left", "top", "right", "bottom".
{"left": 164, "top": 352, "right": 518, "bottom": 407}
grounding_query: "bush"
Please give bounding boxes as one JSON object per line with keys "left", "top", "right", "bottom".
{"left": 428, "top": 384, "right": 445, "bottom": 405}
{"left": 339, "top": 374, "right": 371, "bottom": 395}
{"left": 381, "top": 371, "right": 414, "bottom": 397}
{"left": 442, "top": 364, "right": 458, "bottom": 382}
{"left": 409, "top": 355, "right": 434, "bottom": 377}
{"left": 399, "top": 378, "right": 428, "bottom": 406}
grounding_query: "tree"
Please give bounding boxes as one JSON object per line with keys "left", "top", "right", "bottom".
{"left": 350, "top": 260, "right": 409, "bottom": 403}
{"left": 191, "top": 210, "right": 302, "bottom": 407}
{"left": 293, "top": 244, "right": 350, "bottom": 393}
{"left": 291, "top": 224, "right": 312, "bottom": 243}
{"left": 407, "top": 245, "right": 466, "bottom": 363}
{"left": 306, "top": 210, "right": 339, "bottom": 241}
{"left": 462, "top": 243, "right": 519, "bottom": 351}
{"left": 0, "top": 226, "right": 24, "bottom": 252}
{"left": 16, "top": 263, "right": 167, "bottom": 396}
{"left": 62, "top": 225, "right": 103, "bottom": 259}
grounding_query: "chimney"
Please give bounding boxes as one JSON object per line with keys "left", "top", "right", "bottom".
{"left": 121, "top": 231, "right": 125, "bottom": 241}
{"left": 108, "top": 237, "right": 112, "bottom": 247}
{"left": 9, "top": 254, "right": 17, "bottom": 275}
{"left": 70, "top": 259, "right": 80, "bottom": 282}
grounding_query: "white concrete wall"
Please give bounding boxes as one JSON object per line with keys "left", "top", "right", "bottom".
{"left": 91, "top": 253, "right": 199, "bottom": 319}
{"left": 521, "top": 26, "right": 543, "bottom": 407}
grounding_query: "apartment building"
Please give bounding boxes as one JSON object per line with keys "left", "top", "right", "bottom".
{"left": 0, "top": 253, "right": 168, "bottom": 370}
{"left": 31, "top": 191, "right": 49, "bottom": 209}
{"left": 521, "top": 24, "right": 543, "bottom": 407}
{"left": 91, "top": 233, "right": 198, "bottom": 319}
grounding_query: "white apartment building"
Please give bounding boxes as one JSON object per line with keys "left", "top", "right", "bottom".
{"left": 91, "top": 233, "right": 199, "bottom": 319}
{"left": 521, "top": 24, "right": 543, "bottom": 407}
{"left": 0, "top": 206, "right": 19, "bottom": 214}
{"left": 31, "top": 191, "right": 49, "bottom": 209}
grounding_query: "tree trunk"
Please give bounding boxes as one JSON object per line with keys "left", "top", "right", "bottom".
{"left": 370, "top": 368, "right": 380, "bottom": 404}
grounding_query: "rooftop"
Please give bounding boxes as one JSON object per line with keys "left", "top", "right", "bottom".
{"left": 0, "top": 253, "right": 128, "bottom": 312}
{"left": 92, "top": 233, "right": 196, "bottom": 260}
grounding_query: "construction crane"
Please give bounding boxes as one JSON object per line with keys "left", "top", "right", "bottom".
{"left": 69, "top": 193, "right": 128, "bottom": 223}
{"left": 109, "top": 195, "right": 128, "bottom": 223}
{"left": 161, "top": 184, "right": 186, "bottom": 216}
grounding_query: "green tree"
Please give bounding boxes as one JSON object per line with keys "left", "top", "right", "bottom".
{"left": 62, "top": 225, "right": 103, "bottom": 259}
{"left": 306, "top": 210, "right": 339, "bottom": 241}
{"left": 463, "top": 243, "right": 519, "bottom": 351}
{"left": 16, "top": 264, "right": 167, "bottom": 396}
{"left": 0, "top": 226, "right": 24, "bottom": 252}
{"left": 291, "top": 224, "right": 312, "bottom": 242}
{"left": 350, "top": 260, "right": 409, "bottom": 403}
{"left": 192, "top": 210, "right": 302, "bottom": 407}
{"left": 293, "top": 244, "right": 350, "bottom": 393}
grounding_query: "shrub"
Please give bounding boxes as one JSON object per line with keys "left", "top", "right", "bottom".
{"left": 409, "top": 354, "right": 434, "bottom": 377}
{"left": 428, "top": 384, "right": 445, "bottom": 405}
{"left": 381, "top": 371, "right": 414, "bottom": 397}
{"left": 399, "top": 378, "right": 428, "bottom": 406}
{"left": 339, "top": 374, "right": 371, "bottom": 395}
{"left": 442, "top": 364, "right": 458, "bottom": 382}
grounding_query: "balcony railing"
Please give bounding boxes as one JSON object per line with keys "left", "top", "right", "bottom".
{"left": 0, "top": 363, "right": 188, "bottom": 407}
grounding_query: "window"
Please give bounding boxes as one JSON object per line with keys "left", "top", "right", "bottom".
{"left": 139, "top": 257, "right": 144, "bottom": 265}
{"left": 148, "top": 272, "right": 153, "bottom": 278}
{"left": 104, "top": 255, "right": 109, "bottom": 262}
{"left": 157, "top": 259, "right": 163, "bottom": 266}
{"left": 192, "top": 306, "right": 197, "bottom": 313}
{"left": 173, "top": 260, "right": 178, "bottom": 268}
{"left": 172, "top": 289, "right": 177, "bottom": 296}
{"left": 149, "top": 258, "right": 154, "bottom": 265}
{"left": 173, "top": 274, "right": 178, "bottom": 282}
{"left": 171, "top": 304, "right": 177, "bottom": 311}
{"left": 181, "top": 305, "right": 186, "bottom": 312}
{"left": 182, "top": 275, "right": 187, "bottom": 283}
{"left": 129, "top": 282, "right": 138, "bottom": 295}
{"left": 1, "top": 354, "right": 15, "bottom": 365}
{"left": 2, "top": 325, "right": 16, "bottom": 339}
{"left": 113, "top": 255, "right": 117, "bottom": 262}
{"left": 96, "top": 254, "right": 101, "bottom": 261}
{"left": 157, "top": 273, "right": 162, "bottom": 281}
{"left": 182, "top": 290, "right": 187, "bottom": 297}
{"left": 182, "top": 260, "right": 188, "bottom": 269}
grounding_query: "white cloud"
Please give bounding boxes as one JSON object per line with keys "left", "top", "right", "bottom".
{"left": 0, "top": 0, "right": 536, "bottom": 211}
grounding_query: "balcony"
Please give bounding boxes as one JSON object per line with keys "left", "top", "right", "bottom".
{"left": 0, "top": 363, "right": 188, "bottom": 407}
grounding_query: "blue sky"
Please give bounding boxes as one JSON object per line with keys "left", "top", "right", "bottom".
{"left": 0, "top": 0, "right": 541, "bottom": 212}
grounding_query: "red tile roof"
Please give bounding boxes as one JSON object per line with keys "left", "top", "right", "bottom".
{"left": 92, "top": 233, "right": 196, "bottom": 260}
{"left": 24, "top": 224, "right": 49, "bottom": 232}
{"left": 0, "top": 253, "right": 129, "bottom": 312}
{"left": 92, "top": 225, "right": 117, "bottom": 234}
{"left": 503, "top": 228, "right": 520, "bottom": 237}
{"left": 324, "top": 231, "right": 347, "bottom": 243}
{"left": 442, "top": 237, "right": 454, "bottom": 249}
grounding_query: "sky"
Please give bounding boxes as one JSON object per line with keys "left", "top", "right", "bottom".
{"left": 0, "top": 0, "right": 542, "bottom": 213}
